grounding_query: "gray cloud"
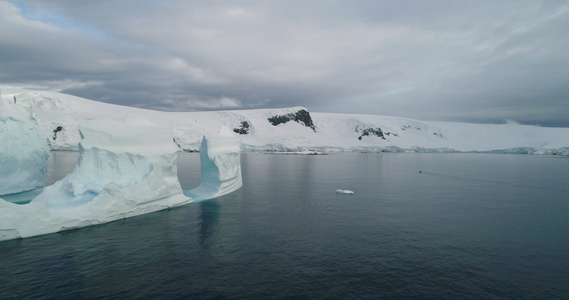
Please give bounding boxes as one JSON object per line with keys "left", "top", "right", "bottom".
{"left": 1, "top": 0, "right": 568, "bottom": 126}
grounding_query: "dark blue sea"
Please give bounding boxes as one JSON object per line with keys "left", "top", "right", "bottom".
{"left": 1, "top": 152, "right": 568, "bottom": 299}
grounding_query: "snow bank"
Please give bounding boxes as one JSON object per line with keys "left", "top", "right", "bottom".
{"left": 2, "top": 88, "right": 568, "bottom": 155}
{"left": 185, "top": 127, "right": 243, "bottom": 201}
{"left": 0, "top": 89, "right": 49, "bottom": 196}
{"left": 0, "top": 115, "right": 190, "bottom": 241}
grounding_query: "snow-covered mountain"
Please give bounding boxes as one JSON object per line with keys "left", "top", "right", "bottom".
{"left": 2, "top": 87, "right": 568, "bottom": 155}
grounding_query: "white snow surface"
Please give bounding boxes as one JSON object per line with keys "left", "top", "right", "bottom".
{"left": 0, "top": 115, "right": 190, "bottom": 241}
{"left": 2, "top": 87, "right": 567, "bottom": 155}
{"left": 0, "top": 89, "right": 49, "bottom": 195}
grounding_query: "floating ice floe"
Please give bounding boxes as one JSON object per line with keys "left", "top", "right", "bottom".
{"left": 335, "top": 189, "right": 354, "bottom": 195}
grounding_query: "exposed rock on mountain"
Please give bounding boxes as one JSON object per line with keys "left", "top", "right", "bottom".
{"left": 268, "top": 109, "right": 316, "bottom": 132}
{"left": 233, "top": 121, "right": 250, "bottom": 135}
{"left": 356, "top": 126, "right": 385, "bottom": 140}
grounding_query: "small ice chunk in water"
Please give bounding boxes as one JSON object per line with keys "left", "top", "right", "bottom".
{"left": 335, "top": 189, "right": 354, "bottom": 195}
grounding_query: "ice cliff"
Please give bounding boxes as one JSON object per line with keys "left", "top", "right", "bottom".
{"left": 0, "top": 115, "right": 190, "bottom": 240}
{"left": 34, "top": 114, "right": 189, "bottom": 209}
{"left": 0, "top": 90, "right": 49, "bottom": 196}
{"left": 0, "top": 115, "right": 244, "bottom": 241}
{"left": 185, "top": 127, "right": 242, "bottom": 201}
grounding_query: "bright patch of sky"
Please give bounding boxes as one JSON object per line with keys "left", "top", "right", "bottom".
{"left": 12, "top": 1, "right": 74, "bottom": 29}
{"left": 7, "top": 0, "right": 140, "bottom": 53}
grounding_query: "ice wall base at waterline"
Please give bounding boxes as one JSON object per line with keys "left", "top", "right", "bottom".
{"left": 0, "top": 117, "right": 243, "bottom": 242}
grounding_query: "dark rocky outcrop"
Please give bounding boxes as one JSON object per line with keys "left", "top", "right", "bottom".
{"left": 52, "top": 126, "right": 63, "bottom": 140}
{"left": 267, "top": 109, "right": 316, "bottom": 132}
{"left": 356, "top": 126, "right": 385, "bottom": 140}
{"left": 233, "top": 121, "right": 250, "bottom": 135}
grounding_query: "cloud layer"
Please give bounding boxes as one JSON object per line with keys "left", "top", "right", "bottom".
{"left": 1, "top": 0, "right": 568, "bottom": 126}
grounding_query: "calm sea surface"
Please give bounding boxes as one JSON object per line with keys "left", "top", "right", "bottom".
{"left": 1, "top": 152, "right": 568, "bottom": 299}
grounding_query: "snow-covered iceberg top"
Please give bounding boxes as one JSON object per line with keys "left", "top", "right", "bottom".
{"left": 0, "top": 89, "right": 49, "bottom": 196}
{"left": 0, "top": 115, "right": 190, "bottom": 241}
{"left": 79, "top": 114, "right": 179, "bottom": 156}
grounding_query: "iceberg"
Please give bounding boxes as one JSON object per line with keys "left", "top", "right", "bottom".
{"left": 0, "top": 90, "right": 49, "bottom": 196}
{"left": 0, "top": 116, "right": 244, "bottom": 241}
{"left": 0, "top": 115, "right": 191, "bottom": 241}
{"left": 185, "top": 127, "right": 243, "bottom": 201}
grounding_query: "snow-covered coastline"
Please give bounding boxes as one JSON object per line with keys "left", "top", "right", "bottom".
{"left": 2, "top": 87, "right": 569, "bottom": 156}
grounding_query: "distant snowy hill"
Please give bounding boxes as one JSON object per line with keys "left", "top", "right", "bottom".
{"left": 2, "top": 87, "right": 568, "bottom": 155}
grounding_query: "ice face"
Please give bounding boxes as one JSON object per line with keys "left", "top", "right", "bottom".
{"left": 0, "top": 117, "right": 245, "bottom": 241}
{"left": 0, "top": 115, "right": 190, "bottom": 241}
{"left": 0, "top": 90, "right": 49, "bottom": 196}
{"left": 184, "top": 131, "right": 243, "bottom": 201}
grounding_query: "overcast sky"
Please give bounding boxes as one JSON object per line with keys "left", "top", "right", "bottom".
{"left": 1, "top": 0, "right": 568, "bottom": 126}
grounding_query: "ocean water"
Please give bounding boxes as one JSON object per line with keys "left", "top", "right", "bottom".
{"left": 1, "top": 152, "right": 568, "bottom": 299}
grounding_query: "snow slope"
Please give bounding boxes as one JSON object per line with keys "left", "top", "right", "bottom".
{"left": 1, "top": 87, "right": 568, "bottom": 155}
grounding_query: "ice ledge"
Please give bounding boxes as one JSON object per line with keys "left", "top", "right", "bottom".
{"left": 79, "top": 114, "right": 180, "bottom": 156}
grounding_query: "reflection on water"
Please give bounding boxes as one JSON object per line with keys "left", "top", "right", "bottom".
{"left": 199, "top": 200, "right": 220, "bottom": 248}
{"left": 198, "top": 190, "right": 243, "bottom": 261}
